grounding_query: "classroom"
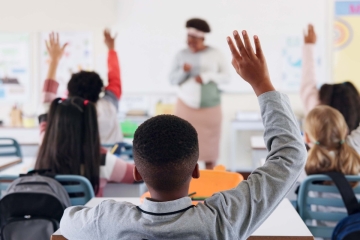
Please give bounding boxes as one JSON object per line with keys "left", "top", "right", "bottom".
{"left": 1, "top": 0, "right": 360, "bottom": 239}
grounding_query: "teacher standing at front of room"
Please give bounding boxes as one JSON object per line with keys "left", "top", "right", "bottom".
{"left": 170, "top": 18, "right": 230, "bottom": 169}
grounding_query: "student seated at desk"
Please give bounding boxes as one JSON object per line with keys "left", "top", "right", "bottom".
{"left": 301, "top": 24, "right": 360, "bottom": 153}
{"left": 303, "top": 105, "right": 360, "bottom": 228}
{"left": 43, "top": 30, "right": 123, "bottom": 144}
{"left": 36, "top": 33, "right": 134, "bottom": 196}
{"left": 60, "top": 30, "right": 307, "bottom": 240}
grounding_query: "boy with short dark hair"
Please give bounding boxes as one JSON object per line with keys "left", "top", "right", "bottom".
{"left": 60, "top": 30, "right": 306, "bottom": 240}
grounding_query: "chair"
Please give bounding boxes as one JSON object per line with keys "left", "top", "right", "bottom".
{"left": 0, "top": 138, "right": 22, "bottom": 158}
{"left": 141, "top": 165, "right": 243, "bottom": 203}
{"left": 297, "top": 174, "right": 360, "bottom": 239}
{"left": 0, "top": 175, "right": 94, "bottom": 206}
{"left": 188, "top": 165, "right": 243, "bottom": 199}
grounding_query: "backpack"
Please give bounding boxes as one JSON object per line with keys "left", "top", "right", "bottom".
{"left": 0, "top": 170, "right": 71, "bottom": 240}
{"left": 323, "top": 172, "right": 360, "bottom": 240}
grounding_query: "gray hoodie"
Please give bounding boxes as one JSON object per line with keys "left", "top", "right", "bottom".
{"left": 60, "top": 91, "right": 307, "bottom": 240}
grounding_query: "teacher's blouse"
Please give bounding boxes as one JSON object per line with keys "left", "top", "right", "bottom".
{"left": 170, "top": 47, "right": 230, "bottom": 108}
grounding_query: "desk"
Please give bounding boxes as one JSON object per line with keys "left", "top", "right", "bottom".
{"left": 0, "top": 157, "right": 22, "bottom": 171}
{"left": 0, "top": 157, "right": 34, "bottom": 174}
{"left": 52, "top": 198, "right": 313, "bottom": 240}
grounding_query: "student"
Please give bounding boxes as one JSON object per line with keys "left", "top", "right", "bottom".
{"left": 301, "top": 24, "right": 360, "bottom": 152}
{"left": 305, "top": 105, "right": 360, "bottom": 177}
{"left": 44, "top": 30, "right": 123, "bottom": 144}
{"left": 304, "top": 105, "right": 360, "bottom": 230}
{"left": 36, "top": 33, "right": 134, "bottom": 196}
{"left": 59, "top": 30, "right": 306, "bottom": 239}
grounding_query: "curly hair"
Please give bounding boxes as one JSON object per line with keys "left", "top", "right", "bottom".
{"left": 67, "top": 71, "right": 104, "bottom": 102}
{"left": 186, "top": 18, "right": 211, "bottom": 33}
{"left": 133, "top": 115, "right": 199, "bottom": 191}
{"left": 319, "top": 81, "right": 360, "bottom": 132}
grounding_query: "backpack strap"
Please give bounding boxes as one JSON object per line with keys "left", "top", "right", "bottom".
{"left": 324, "top": 172, "right": 360, "bottom": 215}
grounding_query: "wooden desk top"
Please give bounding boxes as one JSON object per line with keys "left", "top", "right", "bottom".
{"left": 52, "top": 198, "right": 313, "bottom": 240}
{"left": 0, "top": 157, "right": 22, "bottom": 171}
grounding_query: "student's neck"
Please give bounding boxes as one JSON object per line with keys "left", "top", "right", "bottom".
{"left": 148, "top": 187, "right": 189, "bottom": 202}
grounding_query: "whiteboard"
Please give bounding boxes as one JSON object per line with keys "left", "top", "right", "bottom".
{"left": 0, "top": 33, "right": 31, "bottom": 102}
{"left": 116, "top": 0, "right": 331, "bottom": 93}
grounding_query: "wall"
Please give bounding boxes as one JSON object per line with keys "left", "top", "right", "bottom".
{"left": 0, "top": 0, "right": 118, "bottom": 123}
{"left": 0, "top": 0, "right": 308, "bottom": 169}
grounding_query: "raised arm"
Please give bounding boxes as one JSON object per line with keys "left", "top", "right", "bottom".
{"left": 205, "top": 30, "right": 306, "bottom": 238}
{"left": 102, "top": 30, "right": 122, "bottom": 111}
{"left": 39, "top": 33, "right": 67, "bottom": 141}
{"left": 169, "top": 52, "right": 191, "bottom": 85}
{"left": 42, "top": 32, "right": 67, "bottom": 106}
{"left": 301, "top": 24, "right": 320, "bottom": 114}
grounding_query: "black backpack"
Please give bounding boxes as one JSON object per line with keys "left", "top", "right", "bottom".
{"left": 324, "top": 172, "right": 360, "bottom": 240}
{"left": 0, "top": 170, "right": 71, "bottom": 240}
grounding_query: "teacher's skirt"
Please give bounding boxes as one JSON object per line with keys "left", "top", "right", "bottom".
{"left": 175, "top": 99, "right": 222, "bottom": 163}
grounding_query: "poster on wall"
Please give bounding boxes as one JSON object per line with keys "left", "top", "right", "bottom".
{"left": 40, "top": 32, "right": 94, "bottom": 97}
{"left": 280, "top": 36, "right": 325, "bottom": 91}
{"left": 334, "top": 1, "right": 360, "bottom": 88}
{"left": 0, "top": 33, "right": 31, "bottom": 102}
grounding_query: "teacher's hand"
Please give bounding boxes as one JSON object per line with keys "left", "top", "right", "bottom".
{"left": 183, "top": 63, "right": 192, "bottom": 72}
{"left": 195, "top": 76, "right": 203, "bottom": 84}
{"left": 227, "top": 30, "right": 274, "bottom": 96}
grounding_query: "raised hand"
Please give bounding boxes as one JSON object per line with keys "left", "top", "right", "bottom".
{"left": 45, "top": 32, "right": 67, "bottom": 63}
{"left": 104, "top": 29, "right": 116, "bottom": 50}
{"left": 183, "top": 63, "right": 192, "bottom": 72}
{"left": 227, "top": 30, "right": 274, "bottom": 96}
{"left": 304, "top": 24, "right": 317, "bottom": 44}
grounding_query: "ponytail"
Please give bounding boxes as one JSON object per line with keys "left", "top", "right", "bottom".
{"left": 35, "top": 97, "right": 101, "bottom": 194}
{"left": 82, "top": 101, "right": 100, "bottom": 194}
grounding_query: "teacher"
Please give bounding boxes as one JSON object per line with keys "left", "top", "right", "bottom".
{"left": 170, "top": 18, "right": 230, "bottom": 169}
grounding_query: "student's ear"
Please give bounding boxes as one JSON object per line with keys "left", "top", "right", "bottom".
{"left": 192, "top": 163, "right": 200, "bottom": 179}
{"left": 133, "top": 166, "right": 143, "bottom": 182}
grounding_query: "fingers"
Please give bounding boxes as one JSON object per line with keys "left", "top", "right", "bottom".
{"left": 242, "top": 31, "right": 255, "bottom": 58}
{"left": 55, "top": 33, "right": 59, "bottom": 45}
{"left": 227, "top": 36, "right": 242, "bottom": 63}
{"left": 233, "top": 31, "right": 248, "bottom": 58}
{"left": 254, "top": 35, "right": 263, "bottom": 59}
{"left": 61, "top": 43, "right": 68, "bottom": 52}
{"left": 45, "top": 40, "right": 50, "bottom": 53}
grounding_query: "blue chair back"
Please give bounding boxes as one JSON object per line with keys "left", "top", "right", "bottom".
{"left": 55, "top": 175, "right": 95, "bottom": 205}
{"left": 298, "top": 174, "right": 360, "bottom": 238}
{"left": 0, "top": 175, "right": 94, "bottom": 206}
{"left": 0, "top": 138, "right": 22, "bottom": 158}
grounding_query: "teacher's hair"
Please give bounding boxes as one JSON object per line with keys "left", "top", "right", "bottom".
{"left": 186, "top": 18, "right": 211, "bottom": 33}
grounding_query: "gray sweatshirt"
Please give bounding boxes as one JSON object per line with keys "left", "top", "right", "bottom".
{"left": 60, "top": 91, "right": 307, "bottom": 240}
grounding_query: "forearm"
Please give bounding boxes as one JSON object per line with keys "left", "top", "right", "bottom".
{"left": 208, "top": 91, "right": 306, "bottom": 237}
{"left": 170, "top": 70, "right": 190, "bottom": 85}
{"left": 300, "top": 44, "right": 320, "bottom": 113}
{"left": 106, "top": 50, "right": 121, "bottom": 99}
